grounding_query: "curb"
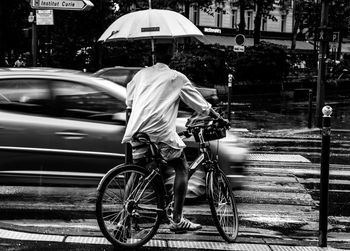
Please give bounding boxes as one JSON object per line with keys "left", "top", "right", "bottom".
{"left": 0, "top": 225, "right": 347, "bottom": 251}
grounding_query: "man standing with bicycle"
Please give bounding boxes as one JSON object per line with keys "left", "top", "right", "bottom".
{"left": 122, "top": 44, "right": 223, "bottom": 233}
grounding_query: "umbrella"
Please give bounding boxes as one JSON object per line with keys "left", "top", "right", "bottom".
{"left": 98, "top": 8, "right": 205, "bottom": 64}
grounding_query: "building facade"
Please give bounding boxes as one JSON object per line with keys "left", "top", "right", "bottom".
{"left": 187, "top": 0, "right": 307, "bottom": 49}
{"left": 189, "top": 0, "right": 293, "bottom": 34}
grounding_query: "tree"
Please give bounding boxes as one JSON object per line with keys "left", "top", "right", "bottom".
{"left": 290, "top": 0, "right": 319, "bottom": 51}
{"left": 253, "top": 0, "right": 275, "bottom": 45}
{"left": 232, "top": 42, "right": 289, "bottom": 82}
{"left": 238, "top": 0, "right": 247, "bottom": 33}
{"left": 0, "top": 0, "right": 31, "bottom": 65}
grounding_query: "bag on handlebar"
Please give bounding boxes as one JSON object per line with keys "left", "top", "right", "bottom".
{"left": 185, "top": 113, "right": 226, "bottom": 142}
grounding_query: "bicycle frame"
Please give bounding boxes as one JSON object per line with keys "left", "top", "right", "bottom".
{"left": 97, "top": 127, "right": 217, "bottom": 212}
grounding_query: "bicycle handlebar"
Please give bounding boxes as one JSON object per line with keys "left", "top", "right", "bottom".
{"left": 178, "top": 117, "right": 229, "bottom": 141}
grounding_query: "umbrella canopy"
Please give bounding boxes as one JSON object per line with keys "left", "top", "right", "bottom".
{"left": 98, "top": 9, "right": 204, "bottom": 42}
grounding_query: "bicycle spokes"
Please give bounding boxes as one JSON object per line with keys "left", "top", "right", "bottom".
{"left": 99, "top": 169, "right": 161, "bottom": 244}
{"left": 207, "top": 168, "right": 238, "bottom": 242}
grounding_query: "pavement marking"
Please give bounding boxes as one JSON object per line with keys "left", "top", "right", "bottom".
{"left": 0, "top": 229, "right": 346, "bottom": 250}
{"left": 270, "top": 246, "right": 344, "bottom": 251}
{"left": 168, "top": 241, "right": 270, "bottom": 250}
{"left": 65, "top": 236, "right": 109, "bottom": 245}
{"left": 0, "top": 229, "right": 64, "bottom": 242}
{"left": 248, "top": 154, "right": 311, "bottom": 163}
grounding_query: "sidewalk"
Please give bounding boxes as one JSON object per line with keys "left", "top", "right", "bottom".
{"left": 0, "top": 219, "right": 347, "bottom": 251}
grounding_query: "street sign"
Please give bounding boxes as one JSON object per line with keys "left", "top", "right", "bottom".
{"left": 332, "top": 32, "right": 340, "bottom": 43}
{"left": 235, "top": 34, "right": 245, "bottom": 46}
{"left": 233, "top": 45, "right": 245, "bottom": 52}
{"left": 36, "top": 10, "right": 54, "bottom": 25}
{"left": 330, "top": 32, "right": 340, "bottom": 51}
{"left": 31, "top": 0, "right": 94, "bottom": 11}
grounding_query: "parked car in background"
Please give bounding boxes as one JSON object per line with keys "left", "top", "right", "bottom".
{"left": 93, "top": 66, "right": 219, "bottom": 106}
{"left": 0, "top": 68, "right": 247, "bottom": 197}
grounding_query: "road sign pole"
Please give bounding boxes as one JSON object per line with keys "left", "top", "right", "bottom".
{"left": 319, "top": 105, "right": 332, "bottom": 247}
{"left": 227, "top": 74, "right": 233, "bottom": 121}
{"left": 29, "top": 12, "right": 38, "bottom": 67}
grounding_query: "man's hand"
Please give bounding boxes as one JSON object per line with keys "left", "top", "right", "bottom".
{"left": 217, "top": 117, "right": 230, "bottom": 129}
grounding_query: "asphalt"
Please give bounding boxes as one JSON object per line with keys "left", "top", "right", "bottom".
{"left": 0, "top": 127, "right": 349, "bottom": 250}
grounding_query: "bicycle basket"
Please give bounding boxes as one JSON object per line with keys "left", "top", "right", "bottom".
{"left": 201, "top": 126, "right": 226, "bottom": 142}
{"left": 186, "top": 113, "right": 227, "bottom": 142}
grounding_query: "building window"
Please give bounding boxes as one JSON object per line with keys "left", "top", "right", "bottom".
{"left": 216, "top": 8, "right": 223, "bottom": 27}
{"left": 231, "top": 9, "right": 237, "bottom": 29}
{"left": 247, "top": 11, "right": 253, "bottom": 30}
{"left": 192, "top": 4, "right": 200, "bottom": 25}
{"left": 262, "top": 16, "right": 267, "bottom": 31}
{"left": 281, "top": 14, "right": 286, "bottom": 32}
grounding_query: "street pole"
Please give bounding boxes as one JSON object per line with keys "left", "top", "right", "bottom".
{"left": 318, "top": 105, "right": 332, "bottom": 247}
{"left": 29, "top": 11, "right": 37, "bottom": 67}
{"left": 227, "top": 74, "right": 233, "bottom": 121}
{"left": 308, "top": 89, "right": 313, "bottom": 128}
{"left": 315, "top": 0, "right": 329, "bottom": 128}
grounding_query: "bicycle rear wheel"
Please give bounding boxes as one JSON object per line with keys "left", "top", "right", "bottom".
{"left": 96, "top": 164, "right": 163, "bottom": 249}
{"left": 206, "top": 166, "right": 239, "bottom": 242}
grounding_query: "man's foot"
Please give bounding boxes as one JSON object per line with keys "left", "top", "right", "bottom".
{"left": 169, "top": 217, "right": 202, "bottom": 234}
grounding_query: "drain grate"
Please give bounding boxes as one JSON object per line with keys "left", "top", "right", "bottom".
{"left": 248, "top": 154, "right": 310, "bottom": 163}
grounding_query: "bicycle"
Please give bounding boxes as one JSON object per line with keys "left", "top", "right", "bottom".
{"left": 96, "top": 115, "right": 239, "bottom": 249}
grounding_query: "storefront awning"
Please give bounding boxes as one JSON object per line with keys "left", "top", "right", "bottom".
{"left": 203, "top": 35, "right": 315, "bottom": 50}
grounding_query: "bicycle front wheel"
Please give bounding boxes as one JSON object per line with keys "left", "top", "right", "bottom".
{"left": 96, "top": 164, "right": 163, "bottom": 249}
{"left": 206, "top": 167, "right": 239, "bottom": 242}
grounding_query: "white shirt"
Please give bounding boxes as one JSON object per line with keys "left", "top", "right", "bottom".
{"left": 122, "top": 63, "right": 211, "bottom": 149}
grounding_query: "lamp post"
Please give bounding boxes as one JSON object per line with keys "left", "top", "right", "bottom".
{"left": 315, "top": 0, "right": 329, "bottom": 128}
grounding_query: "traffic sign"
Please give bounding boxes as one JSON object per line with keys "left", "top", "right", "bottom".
{"left": 235, "top": 34, "right": 245, "bottom": 46}
{"left": 36, "top": 10, "right": 54, "bottom": 25}
{"left": 332, "top": 32, "right": 339, "bottom": 42}
{"left": 233, "top": 45, "right": 245, "bottom": 52}
{"left": 31, "top": 0, "right": 94, "bottom": 11}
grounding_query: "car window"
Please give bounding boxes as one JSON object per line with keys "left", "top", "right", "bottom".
{"left": 52, "top": 80, "right": 125, "bottom": 123}
{"left": 0, "top": 79, "right": 51, "bottom": 115}
{"left": 99, "top": 69, "right": 131, "bottom": 86}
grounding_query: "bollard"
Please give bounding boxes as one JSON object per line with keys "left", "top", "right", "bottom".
{"left": 308, "top": 89, "right": 313, "bottom": 128}
{"left": 227, "top": 74, "right": 233, "bottom": 121}
{"left": 318, "top": 105, "right": 332, "bottom": 247}
{"left": 125, "top": 108, "right": 132, "bottom": 164}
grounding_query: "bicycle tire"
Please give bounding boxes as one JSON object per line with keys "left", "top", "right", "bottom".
{"left": 206, "top": 166, "right": 239, "bottom": 242}
{"left": 96, "top": 164, "right": 163, "bottom": 249}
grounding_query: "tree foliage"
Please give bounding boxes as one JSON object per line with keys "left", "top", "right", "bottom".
{"left": 0, "top": 0, "right": 31, "bottom": 65}
{"left": 170, "top": 44, "right": 227, "bottom": 87}
{"left": 229, "top": 42, "right": 289, "bottom": 82}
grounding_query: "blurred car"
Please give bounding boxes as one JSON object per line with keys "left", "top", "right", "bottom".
{"left": 93, "top": 66, "right": 219, "bottom": 106}
{"left": 0, "top": 67, "right": 247, "bottom": 192}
